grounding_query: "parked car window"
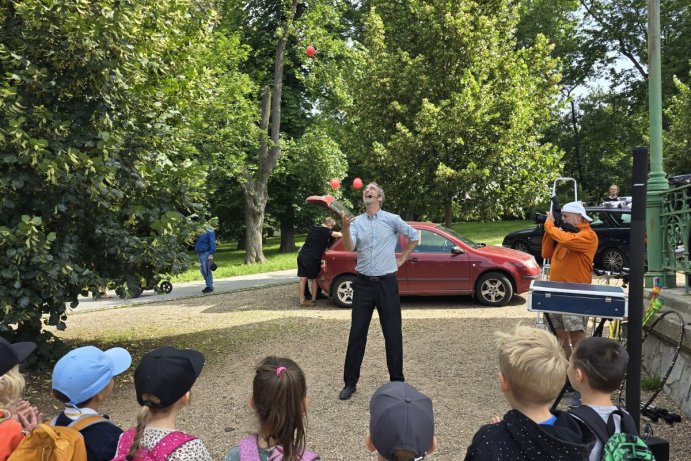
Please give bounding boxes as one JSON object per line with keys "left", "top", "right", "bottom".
{"left": 439, "top": 225, "right": 483, "bottom": 249}
{"left": 413, "top": 229, "right": 453, "bottom": 253}
{"left": 610, "top": 212, "right": 631, "bottom": 226}
{"left": 589, "top": 211, "right": 606, "bottom": 228}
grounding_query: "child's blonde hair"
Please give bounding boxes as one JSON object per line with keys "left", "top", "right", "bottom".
{"left": 496, "top": 325, "right": 567, "bottom": 405}
{"left": 0, "top": 365, "right": 26, "bottom": 405}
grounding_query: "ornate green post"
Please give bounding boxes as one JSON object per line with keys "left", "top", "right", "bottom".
{"left": 645, "top": 0, "right": 673, "bottom": 287}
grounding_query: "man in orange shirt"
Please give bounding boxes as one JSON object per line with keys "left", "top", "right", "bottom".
{"left": 541, "top": 201, "right": 599, "bottom": 358}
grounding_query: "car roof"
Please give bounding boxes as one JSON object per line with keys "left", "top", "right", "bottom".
{"left": 585, "top": 205, "right": 631, "bottom": 212}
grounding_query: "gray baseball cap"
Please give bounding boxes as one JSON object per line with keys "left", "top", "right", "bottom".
{"left": 370, "top": 382, "right": 434, "bottom": 460}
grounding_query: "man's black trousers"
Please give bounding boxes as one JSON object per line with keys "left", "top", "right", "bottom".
{"left": 343, "top": 275, "right": 404, "bottom": 387}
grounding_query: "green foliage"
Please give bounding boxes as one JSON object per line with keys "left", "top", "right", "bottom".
{"left": 345, "top": 1, "right": 563, "bottom": 221}
{"left": 0, "top": 0, "right": 216, "bottom": 350}
{"left": 664, "top": 76, "right": 691, "bottom": 176}
{"left": 641, "top": 374, "right": 663, "bottom": 391}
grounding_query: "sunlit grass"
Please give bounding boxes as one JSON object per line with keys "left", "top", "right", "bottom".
{"left": 174, "top": 220, "right": 534, "bottom": 281}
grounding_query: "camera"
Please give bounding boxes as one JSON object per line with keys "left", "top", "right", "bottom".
{"left": 535, "top": 196, "right": 578, "bottom": 233}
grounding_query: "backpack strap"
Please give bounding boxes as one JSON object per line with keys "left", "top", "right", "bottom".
{"left": 238, "top": 435, "right": 263, "bottom": 461}
{"left": 112, "top": 428, "right": 138, "bottom": 460}
{"left": 68, "top": 414, "right": 110, "bottom": 431}
{"left": 149, "top": 431, "right": 197, "bottom": 460}
{"left": 607, "top": 408, "right": 638, "bottom": 436}
{"left": 569, "top": 406, "right": 610, "bottom": 443}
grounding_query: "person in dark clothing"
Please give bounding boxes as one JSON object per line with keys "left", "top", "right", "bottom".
{"left": 51, "top": 345, "right": 132, "bottom": 461}
{"left": 297, "top": 217, "right": 341, "bottom": 306}
{"left": 465, "top": 409, "right": 595, "bottom": 461}
{"left": 604, "top": 184, "right": 620, "bottom": 202}
{"left": 464, "top": 325, "right": 595, "bottom": 461}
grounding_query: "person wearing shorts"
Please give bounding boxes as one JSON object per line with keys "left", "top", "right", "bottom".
{"left": 541, "top": 201, "right": 598, "bottom": 358}
{"left": 297, "top": 217, "right": 341, "bottom": 306}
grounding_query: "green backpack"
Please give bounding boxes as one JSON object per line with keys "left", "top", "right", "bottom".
{"left": 569, "top": 407, "right": 655, "bottom": 461}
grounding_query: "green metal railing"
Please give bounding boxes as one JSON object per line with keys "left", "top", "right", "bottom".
{"left": 660, "top": 182, "right": 691, "bottom": 292}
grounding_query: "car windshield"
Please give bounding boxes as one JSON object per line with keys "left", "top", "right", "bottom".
{"left": 437, "top": 225, "right": 483, "bottom": 249}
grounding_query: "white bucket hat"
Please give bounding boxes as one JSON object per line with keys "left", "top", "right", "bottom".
{"left": 561, "top": 201, "right": 592, "bottom": 222}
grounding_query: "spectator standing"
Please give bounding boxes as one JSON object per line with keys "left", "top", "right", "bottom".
{"left": 463, "top": 325, "right": 595, "bottom": 461}
{"left": 0, "top": 338, "right": 40, "bottom": 461}
{"left": 338, "top": 182, "right": 419, "bottom": 401}
{"left": 367, "top": 382, "right": 436, "bottom": 461}
{"left": 112, "top": 346, "right": 212, "bottom": 461}
{"left": 222, "top": 356, "right": 320, "bottom": 461}
{"left": 195, "top": 225, "right": 217, "bottom": 293}
{"left": 567, "top": 337, "right": 644, "bottom": 461}
{"left": 297, "top": 217, "right": 341, "bottom": 306}
{"left": 542, "top": 201, "right": 598, "bottom": 407}
{"left": 604, "top": 184, "right": 620, "bottom": 202}
{"left": 51, "top": 345, "right": 132, "bottom": 461}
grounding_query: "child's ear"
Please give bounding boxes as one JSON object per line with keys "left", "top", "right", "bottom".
{"left": 498, "top": 371, "right": 510, "bottom": 393}
{"left": 575, "top": 368, "right": 585, "bottom": 384}
{"left": 182, "top": 391, "right": 191, "bottom": 405}
{"left": 365, "top": 434, "right": 376, "bottom": 453}
{"left": 302, "top": 397, "right": 309, "bottom": 413}
{"left": 249, "top": 396, "right": 256, "bottom": 410}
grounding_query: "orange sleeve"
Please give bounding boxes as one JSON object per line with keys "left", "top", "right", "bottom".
{"left": 0, "top": 420, "right": 24, "bottom": 460}
{"left": 541, "top": 223, "right": 555, "bottom": 259}
{"left": 544, "top": 221, "right": 598, "bottom": 253}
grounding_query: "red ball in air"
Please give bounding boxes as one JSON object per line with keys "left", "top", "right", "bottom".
{"left": 353, "top": 177, "right": 363, "bottom": 189}
{"left": 306, "top": 45, "right": 316, "bottom": 58}
{"left": 329, "top": 177, "right": 341, "bottom": 190}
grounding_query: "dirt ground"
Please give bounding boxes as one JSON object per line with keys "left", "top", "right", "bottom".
{"left": 25, "top": 284, "right": 690, "bottom": 460}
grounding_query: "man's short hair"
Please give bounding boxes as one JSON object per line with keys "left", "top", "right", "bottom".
{"left": 323, "top": 217, "right": 336, "bottom": 227}
{"left": 572, "top": 337, "right": 628, "bottom": 393}
{"left": 368, "top": 182, "right": 385, "bottom": 204}
{"left": 496, "top": 325, "right": 567, "bottom": 405}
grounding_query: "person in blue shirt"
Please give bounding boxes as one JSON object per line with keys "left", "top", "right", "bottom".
{"left": 194, "top": 225, "right": 217, "bottom": 293}
{"left": 338, "top": 182, "right": 419, "bottom": 401}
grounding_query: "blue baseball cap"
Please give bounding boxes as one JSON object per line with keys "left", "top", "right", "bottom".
{"left": 52, "top": 346, "right": 132, "bottom": 405}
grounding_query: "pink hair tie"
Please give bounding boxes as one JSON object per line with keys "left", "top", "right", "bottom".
{"left": 276, "top": 366, "right": 287, "bottom": 377}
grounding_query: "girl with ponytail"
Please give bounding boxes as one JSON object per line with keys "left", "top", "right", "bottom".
{"left": 223, "top": 356, "right": 319, "bottom": 461}
{"left": 111, "top": 347, "right": 211, "bottom": 461}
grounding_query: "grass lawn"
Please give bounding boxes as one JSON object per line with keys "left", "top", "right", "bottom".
{"left": 174, "top": 219, "right": 534, "bottom": 282}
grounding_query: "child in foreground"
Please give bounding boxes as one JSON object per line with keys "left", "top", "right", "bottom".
{"left": 112, "top": 346, "right": 212, "bottom": 461}
{"left": 52, "top": 345, "right": 132, "bottom": 461}
{"left": 0, "top": 338, "right": 41, "bottom": 461}
{"left": 464, "top": 325, "right": 595, "bottom": 460}
{"left": 223, "top": 356, "right": 319, "bottom": 461}
{"left": 567, "top": 337, "right": 650, "bottom": 461}
{"left": 367, "top": 381, "right": 436, "bottom": 461}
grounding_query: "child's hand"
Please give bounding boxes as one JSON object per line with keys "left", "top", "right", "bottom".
{"left": 17, "top": 406, "right": 42, "bottom": 433}
{"left": 489, "top": 415, "right": 502, "bottom": 424}
{"left": 7, "top": 399, "right": 31, "bottom": 420}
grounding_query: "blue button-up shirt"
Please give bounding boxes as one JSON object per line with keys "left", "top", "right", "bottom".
{"left": 350, "top": 210, "right": 419, "bottom": 276}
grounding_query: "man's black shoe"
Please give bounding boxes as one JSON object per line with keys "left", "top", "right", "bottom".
{"left": 339, "top": 386, "right": 356, "bottom": 400}
{"left": 202, "top": 287, "right": 213, "bottom": 293}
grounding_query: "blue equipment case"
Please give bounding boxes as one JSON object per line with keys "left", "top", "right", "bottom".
{"left": 528, "top": 280, "right": 628, "bottom": 319}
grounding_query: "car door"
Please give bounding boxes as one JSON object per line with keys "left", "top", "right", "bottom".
{"left": 405, "top": 228, "right": 470, "bottom": 293}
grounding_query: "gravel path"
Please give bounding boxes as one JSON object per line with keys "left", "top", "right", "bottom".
{"left": 25, "top": 284, "right": 689, "bottom": 460}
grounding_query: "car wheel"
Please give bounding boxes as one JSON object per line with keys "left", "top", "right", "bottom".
{"left": 511, "top": 240, "right": 530, "bottom": 253}
{"left": 159, "top": 281, "right": 173, "bottom": 294}
{"left": 475, "top": 272, "right": 514, "bottom": 307}
{"left": 600, "top": 248, "right": 625, "bottom": 272}
{"left": 332, "top": 275, "right": 356, "bottom": 308}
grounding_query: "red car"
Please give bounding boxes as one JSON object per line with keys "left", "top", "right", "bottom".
{"left": 307, "top": 196, "right": 541, "bottom": 307}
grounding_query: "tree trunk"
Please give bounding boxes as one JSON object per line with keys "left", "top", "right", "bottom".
{"left": 570, "top": 99, "right": 583, "bottom": 182}
{"left": 241, "top": 1, "right": 299, "bottom": 264}
{"left": 279, "top": 218, "right": 296, "bottom": 253}
{"left": 444, "top": 199, "right": 453, "bottom": 228}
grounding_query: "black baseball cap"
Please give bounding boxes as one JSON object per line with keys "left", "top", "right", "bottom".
{"left": 134, "top": 346, "right": 204, "bottom": 409}
{"left": 370, "top": 382, "right": 435, "bottom": 460}
{"left": 0, "top": 337, "right": 36, "bottom": 376}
